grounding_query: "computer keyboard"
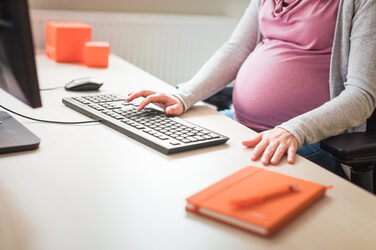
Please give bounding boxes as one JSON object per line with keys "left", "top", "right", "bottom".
{"left": 62, "top": 94, "right": 229, "bottom": 154}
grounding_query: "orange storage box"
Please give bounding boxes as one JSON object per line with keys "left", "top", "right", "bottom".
{"left": 46, "top": 22, "right": 92, "bottom": 62}
{"left": 84, "top": 41, "right": 110, "bottom": 68}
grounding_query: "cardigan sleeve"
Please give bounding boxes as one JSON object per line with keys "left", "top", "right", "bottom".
{"left": 174, "top": 0, "right": 260, "bottom": 111}
{"left": 278, "top": 0, "right": 376, "bottom": 147}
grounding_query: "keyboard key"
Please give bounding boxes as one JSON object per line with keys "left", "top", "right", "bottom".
{"left": 169, "top": 141, "right": 181, "bottom": 146}
{"left": 208, "top": 133, "right": 220, "bottom": 139}
{"left": 194, "top": 136, "right": 205, "bottom": 141}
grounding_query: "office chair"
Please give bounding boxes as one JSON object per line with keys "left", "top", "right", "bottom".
{"left": 204, "top": 86, "right": 233, "bottom": 111}
{"left": 320, "top": 110, "right": 376, "bottom": 194}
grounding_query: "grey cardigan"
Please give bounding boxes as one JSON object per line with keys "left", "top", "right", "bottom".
{"left": 175, "top": 0, "right": 376, "bottom": 147}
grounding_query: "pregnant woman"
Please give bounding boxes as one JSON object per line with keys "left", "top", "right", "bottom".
{"left": 127, "top": 0, "right": 376, "bottom": 175}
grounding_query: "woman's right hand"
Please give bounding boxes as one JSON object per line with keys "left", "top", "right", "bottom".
{"left": 126, "top": 90, "right": 184, "bottom": 116}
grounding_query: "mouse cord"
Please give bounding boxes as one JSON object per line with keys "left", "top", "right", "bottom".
{"left": 39, "top": 86, "right": 64, "bottom": 91}
{"left": 0, "top": 105, "right": 102, "bottom": 124}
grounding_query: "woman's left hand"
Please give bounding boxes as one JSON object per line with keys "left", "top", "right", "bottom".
{"left": 242, "top": 128, "right": 298, "bottom": 166}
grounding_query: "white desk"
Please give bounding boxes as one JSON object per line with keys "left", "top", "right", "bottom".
{"left": 0, "top": 52, "right": 376, "bottom": 250}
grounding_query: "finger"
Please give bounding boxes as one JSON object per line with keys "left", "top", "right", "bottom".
{"left": 137, "top": 95, "right": 168, "bottom": 111}
{"left": 127, "top": 90, "right": 155, "bottom": 101}
{"left": 261, "top": 142, "right": 279, "bottom": 166}
{"left": 126, "top": 90, "right": 156, "bottom": 102}
{"left": 250, "top": 139, "right": 269, "bottom": 161}
{"left": 286, "top": 145, "right": 297, "bottom": 164}
{"left": 242, "top": 133, "right": 263, "bottom": 148}
{"left": 154, "top": 102, "right": 167, "bottom": 110}
{"left": 270, "top": 144, "right": 288, "bottom": 165}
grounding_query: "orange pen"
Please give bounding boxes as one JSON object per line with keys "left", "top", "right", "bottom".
{"left": 229, "top": 184, "right": 298, "bottom": 209}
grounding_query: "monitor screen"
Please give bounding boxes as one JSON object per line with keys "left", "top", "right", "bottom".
{"left": 0, "top": 0, "right": 41, "bottom": 108}
{"left": 0, "top": 0, "right": 41, "bottom": 154}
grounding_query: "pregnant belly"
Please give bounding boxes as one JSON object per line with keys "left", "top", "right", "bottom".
{"left": 233, "top": 41, "right": 330, "bottom": 131}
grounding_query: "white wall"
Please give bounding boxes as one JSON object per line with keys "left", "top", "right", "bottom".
{"left": 29, "top": 0, "right": 250, "bottom": 17}
{"left": 31, "top": 10, "right": 237, "bottom": 85}
{"left": 29, "top": 0, "right": 250, "bottom": 84}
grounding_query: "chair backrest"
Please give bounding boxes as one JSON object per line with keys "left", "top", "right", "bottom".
{"left": 367, "top": 109, "right": 376, "bottom": 132}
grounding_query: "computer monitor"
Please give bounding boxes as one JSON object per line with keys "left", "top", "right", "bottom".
{"left": 0, "top": 0, "right": 42, "bottom": 153}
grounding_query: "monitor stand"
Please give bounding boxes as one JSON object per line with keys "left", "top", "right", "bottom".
{"left": 0, "top": 111, "right": 40, "bottom": 154}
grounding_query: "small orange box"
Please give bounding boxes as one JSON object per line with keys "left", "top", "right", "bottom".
{"left": 84, "top": 41, "right": 110, "bottom": 68}
{"left": 46, "top": 22, "right": 92, "bottom": 62}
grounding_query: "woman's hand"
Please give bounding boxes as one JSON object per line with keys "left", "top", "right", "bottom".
{"left": 242, "top": 128, "right": 298, "bottom": 166}
{"left": 126, "top": 90, "right": 184, "bottom": 116}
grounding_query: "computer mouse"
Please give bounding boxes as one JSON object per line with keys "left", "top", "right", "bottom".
{"left": 65, "top": 77, "right": 104, "bottom": 91}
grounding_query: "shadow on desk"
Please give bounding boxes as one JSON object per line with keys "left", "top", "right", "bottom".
{"left": 166, "top": 144, "right": 231, "bottom": 160}
{"left": 0, "top": 183, "right": 31, "bottom": 250}
{"left": 0, "top": 150, "right": 39, "bottom": 159}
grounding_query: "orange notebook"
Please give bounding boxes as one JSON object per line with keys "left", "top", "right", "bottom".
{"left": 186, "top": 166, "right": 327, "bottom": 237}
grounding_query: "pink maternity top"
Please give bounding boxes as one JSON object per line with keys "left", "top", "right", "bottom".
{"left": 232, "top": 0, "right": 340, "bottom": 132}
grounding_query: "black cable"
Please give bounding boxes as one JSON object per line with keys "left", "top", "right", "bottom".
{"left": 0, "top": 105, "right": 102, "bottom": 124}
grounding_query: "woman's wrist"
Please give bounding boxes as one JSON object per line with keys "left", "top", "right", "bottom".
{"left": 171, "top": 93, "right": 187, "bottom": 113}
{"left": 275, "top": 124, "right": 303, "bottom": 148}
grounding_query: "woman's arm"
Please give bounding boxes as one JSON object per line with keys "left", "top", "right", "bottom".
{"left": 278, "top": 0, "right": 376, "bottom": 147}
{"left": 175, "top": 0, "right": 260, "bottom": 111}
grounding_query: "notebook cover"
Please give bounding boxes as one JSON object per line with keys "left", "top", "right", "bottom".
{"left": 186, "top": 166, "right": 326, "bottom": 237}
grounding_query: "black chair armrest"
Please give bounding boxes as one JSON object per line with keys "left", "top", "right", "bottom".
{"left": 320, "top": 132, "right": 376, "bottom": 165}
